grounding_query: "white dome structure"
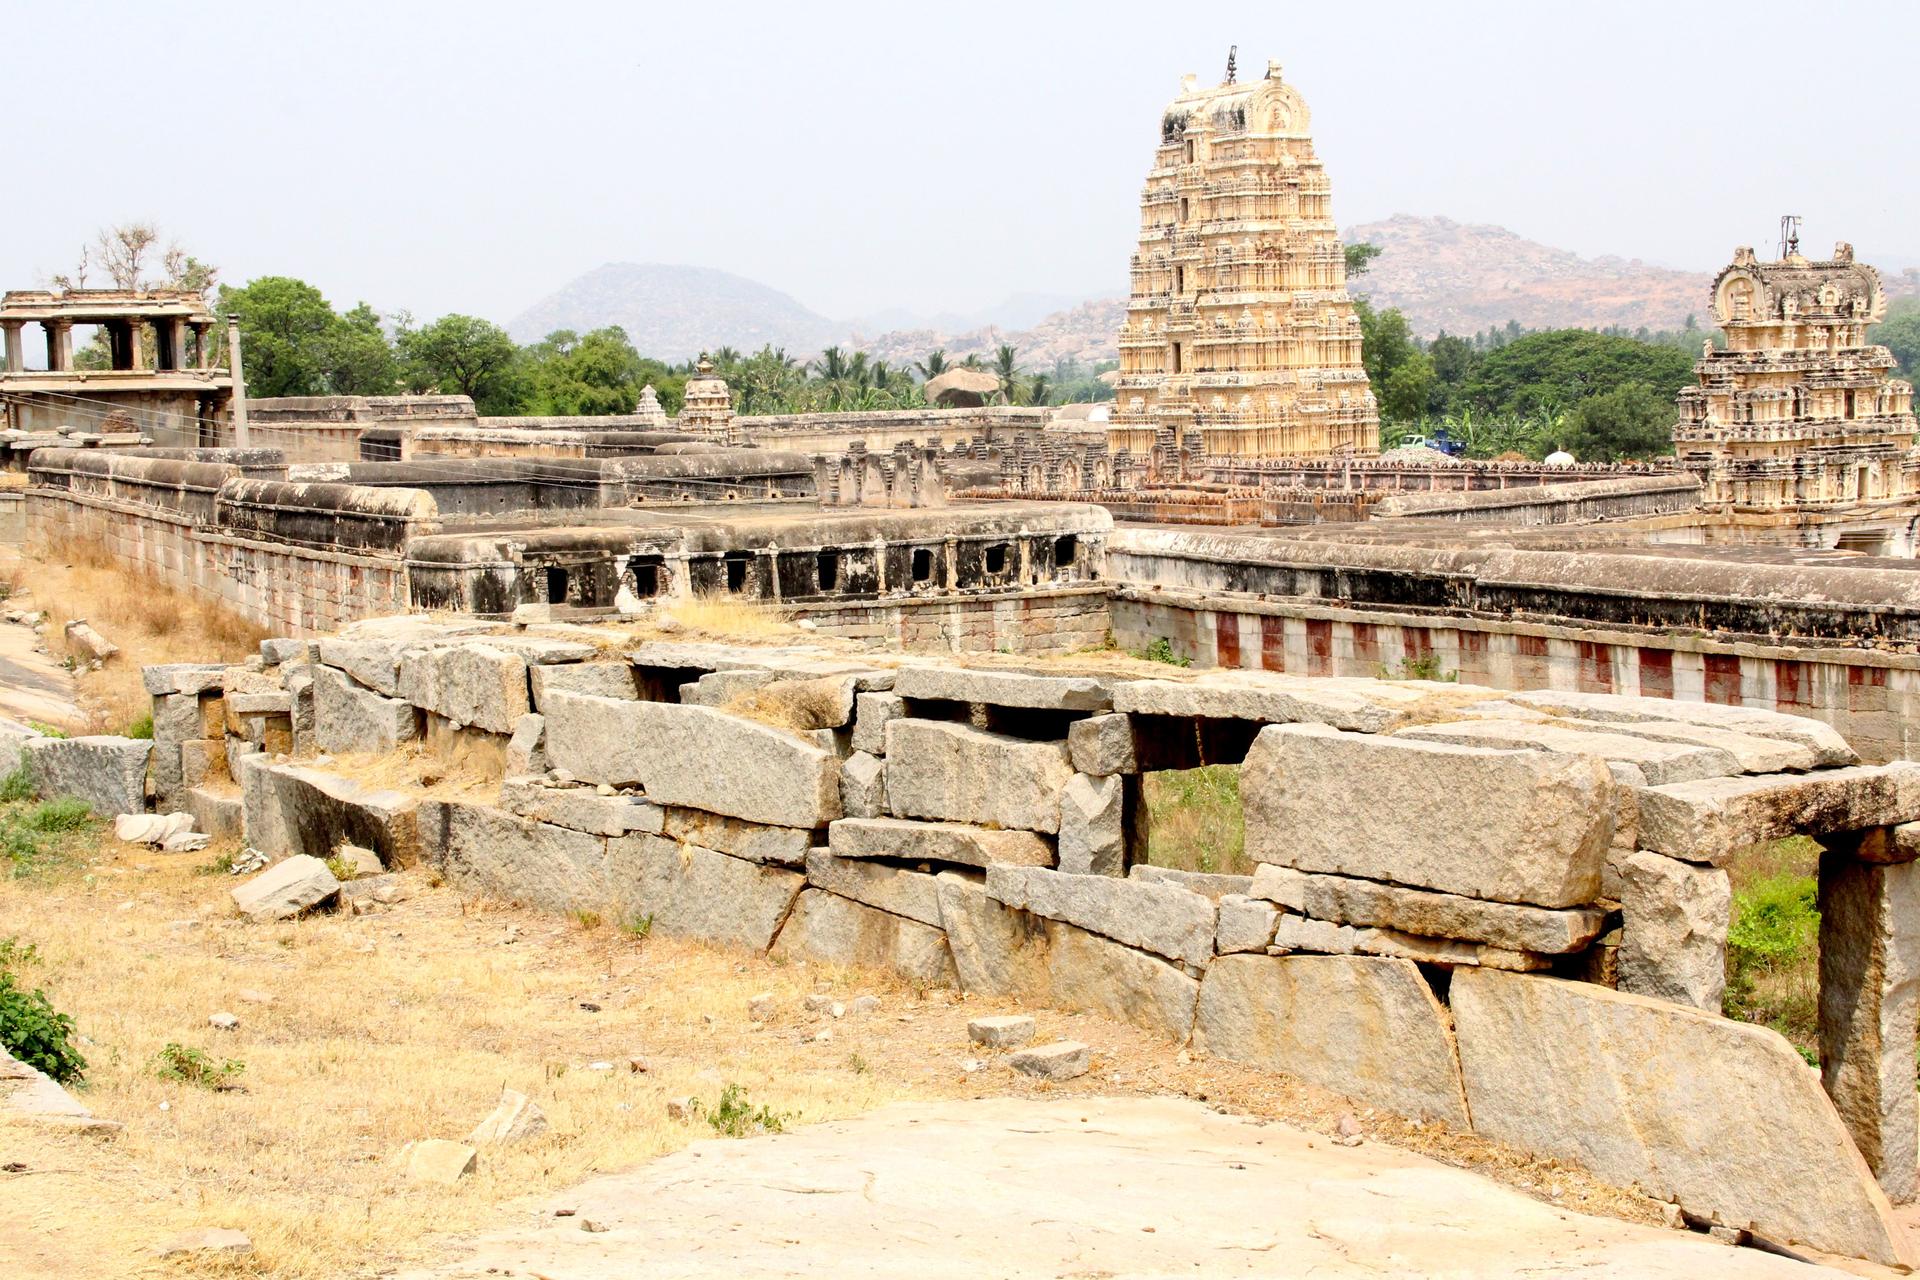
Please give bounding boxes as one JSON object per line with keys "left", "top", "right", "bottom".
{"left": 1544, "top": 449, "right": 1576, "bottom": 466}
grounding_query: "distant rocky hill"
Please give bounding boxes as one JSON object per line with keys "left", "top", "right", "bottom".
{"left": 508, "top": 263, "right": 844, "bottom": 360}
{"left": 852, "top": 298, "right": 1126, "bottom": 370}
{"left": 1343, "top": 215, "right": 1711, "bottom": 337}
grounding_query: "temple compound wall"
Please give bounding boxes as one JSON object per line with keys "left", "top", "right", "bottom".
{"left": 90, "top": 624, "right": 1920, "bottom": 1266}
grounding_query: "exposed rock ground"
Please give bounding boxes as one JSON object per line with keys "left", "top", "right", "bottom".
{"left": 396, "top": 1096, "right": 1847, "bottom": 1280}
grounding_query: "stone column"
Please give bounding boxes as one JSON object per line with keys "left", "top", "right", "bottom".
{"left": 45, "top": 320, "right": 72, "bottom": 371}
{"left": 127, "top": 320, "right": 145, "bottom": 370}
{"left": 1, "top": 321, "right": 21, "bottom": 372}
{"left": 1616, "top": 850, "right": 1730, "bottom": 1012}
{"left": 1819, "top": 839, "right": 1920, "bottom": 1203}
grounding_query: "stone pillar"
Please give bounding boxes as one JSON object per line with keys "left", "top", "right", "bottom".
{"left": 127, "top": 320, "right": 145, "bottom": 370}
{"left": 1616, "top": 850, "right": 1730, "bottom": 1012}
{"left": 1, "top": 321, "right": 22, "bottom": 373}
{"left": 45, "top": 320, "right": 72, "bottom": 372}
{"left": 1819, "top": 844, "right": 1920, "bottom": 1203}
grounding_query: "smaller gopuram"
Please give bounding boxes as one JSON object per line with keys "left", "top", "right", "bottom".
{"left": 1673, "top": 234, "right": 1918, "bottom": 509}
{"left": 677, "top": 357, "right": 738, "bottom": 441}
{"left": 0, "top": 289, "right": 233, "bottom": 447}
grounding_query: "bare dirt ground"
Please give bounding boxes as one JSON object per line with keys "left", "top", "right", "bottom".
{"left": 0, "top": 833, "right": 1709, "bottom": 1280}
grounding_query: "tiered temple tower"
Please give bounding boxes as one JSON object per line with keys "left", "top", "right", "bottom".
{"left": 1109, "top": 58, "right": 1378, "bottom": 460}
{"left": 1673, "top": 238, "right": 1918, "bottom": 509}
{"left": 677, "top": 357, "right": 738, "bottom": 441}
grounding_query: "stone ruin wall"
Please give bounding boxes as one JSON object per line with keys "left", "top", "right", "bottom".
{"left": 86, "top": 621, "right": 1920, "bottom": 1266}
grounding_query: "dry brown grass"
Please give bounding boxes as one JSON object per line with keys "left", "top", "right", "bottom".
{"left": 722, "top": 676, "right": 856, "bottom": 735}
{"left": 13, "top": 539, "right": 268, "bottom": 736}
{"left": 1143, "top": 765, "right": 1248, "bottom": 876}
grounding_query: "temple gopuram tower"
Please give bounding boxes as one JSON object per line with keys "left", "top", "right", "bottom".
{"left": 1673, "top": 233, "right": 1918, "bottom": 509}
{"left": 1110, "top": 57, "right": 1378, "bottom": 460}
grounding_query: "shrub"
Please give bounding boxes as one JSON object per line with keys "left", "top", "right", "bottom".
{"left": 0, "top": 768, "right": 32, "bottom": 804}
{"left": 1381, "top": 653, "right": 1457, "bottom": 682}
{"left": 0, "top": 942, "right": 85, "bottom": 1083}
{"left": 698, "top": 1083, "right": 788, "bottom": 1137}
{"left": 151, "top": 1042, "right": 245, "bottom": 1090}
{"left": 25, "top": 721, "right": 68, "bottom": 740}
{"left": 123, "top": 713, "right": 154, "bottom": 740}
{"left": 1135, "top": 637, "right": 1191, "bottom": 667}
{"left": 1723, "top": 871, "right": 1820, "bottom": 1041}
{"left": 24, "top": 798, "right": 91, "bottom": 835}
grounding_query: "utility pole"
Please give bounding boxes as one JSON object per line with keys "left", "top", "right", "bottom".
{"left": 226, "top": 314, "right": 249, "bottom": 448}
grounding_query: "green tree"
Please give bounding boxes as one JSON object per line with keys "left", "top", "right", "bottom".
{"left": 1355, "top": 298, "right": 1433, "bottom": 424}
{"left": 915, "top": 349, "right": 950, "bottom": 379}
{"left": 992, "top": 344, "right": 1022, "bottom": 403}
{"left": 1871, "top": 298, "right": 1920, "bottom": 379}
{"left": 218, "top": 276, "right": 340, "bottom": 397}
{"left": 325, "top": 303, "right": 399, "bottom": 395}
{"left": 1458, "top": 329, "right": 1693, "bottom": 419}
{"left": 1344, "top": 242, "right": 1382, "bottom": 279}
{"left": 1561, "top": 382, "right": 1675, "bottom": 461}
{"left": 524, "top": 326, "right": 654, "bottom": 415}
{"left": 397, "top": 314, "right": 526, "bottom": 413}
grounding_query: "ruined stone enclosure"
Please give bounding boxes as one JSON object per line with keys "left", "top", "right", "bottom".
{"left": 81, "top": 618, "right": 1914, "bottom": 1266}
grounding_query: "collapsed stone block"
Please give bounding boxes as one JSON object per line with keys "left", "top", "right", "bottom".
{"left": 839, "top": 751, "right": 887, "bottom": 819}
{"left": 892, "top": 666, "right": 1112, "bottom": 711}
{"left": 22, "top": 735, "right": 151, "bottom": 817}
{"left": 1280, "top": 871, "right": 1609, "bottom": 955}
{"left": 1819, "top": 853, "right": 1920, "bottom": 1204}
{"left": 1242, "top": 724, "right": 1612, "bottom": 908}
{"left": 1008, "top": 1040, "right": 1090, "bottom": 1080}
{"left": 1615, "top": 851, "right": 1730, "bottom": 1012}
{"left": 530, "top": 660, "right": 638, "bottom": 707}
{"left": 659, "top": 808, "right": 810, "bottom": 865}
{"left": 398, "top": 643, "right": 531, "bottom": 735}
{"left": 243, "top": 760, "right": 420, "bottom": 866}
{"left": 505, "top": 713, "right": 547, "bottom": 776}
{"left": 1452, "top": 968, "right": 1911, "bottom": 1267}
{"left": 828, "top": 817, "right": 1052, "bottom": 869}
{"left": 313, "top": 665, "right": 419, "bottom": 755}
{"left": 605, "top": 834, "right": 803, "bottom": 951}
{"left": 1056, "top": 773, "right": 1125, "bottom": 877}
{"left": 231, "top": 854, "right": 340, "bottom": 922}
{"left": 850, "top": 691, "right": 905, "bottom": 755}
{"left": 141, "top": 663, "right": 227, "bottom": 697}
{"left": 466, "top": 1087, "right": 549, "bottom": 1148}
{"left": 769, "top": 890, "right": 955, "bottom": 985}
{"left": 1195, "top": 954, "right": 1470, "bottom": 1127}
{"left": 1068, "top": 713, "right": 1137, "bottom": 776}
{"left": 984, "top": 865, "right": 1216, "bottom": 967}
{"left": 1635, "top": 765, "right": 1920, "bottom": 864}
{"left": 936, "top": 872, "right": 1198, "bottom": 1041}
{"left": 885, "top": 719, "right": 1073, "bottom": 833}
{"left": 803, "top": 850, "right": 944, "bottom": 927}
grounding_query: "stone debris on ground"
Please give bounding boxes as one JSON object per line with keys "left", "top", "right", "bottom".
{"left": 401, "top": 1138, "right": 478, "bottom": 1185}
{"left": 467, "top": 1088, "right": 549, "bottom": 1147}
{"left": 1008, "top": 1040, "right": 1091, "bottom": 1081}
{"left": 968, "top": 1014, "right": 1037, "bottom": 1049}
{"left": 230, "top": 854, "right": 341, "bottom": 922}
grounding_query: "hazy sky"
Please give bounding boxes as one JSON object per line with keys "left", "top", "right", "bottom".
{"left": 7, "top": 1, "right": 1916, "bottom": 328}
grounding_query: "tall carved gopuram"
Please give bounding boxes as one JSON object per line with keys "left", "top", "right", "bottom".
{"left": 1110, "top": 58, "right": 1378, "bottom": 460}
{"left": 1674, "top": 238, "right": 1918, "bottom": 510}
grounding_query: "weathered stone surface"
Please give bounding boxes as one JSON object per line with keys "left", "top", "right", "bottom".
{"left": 968, "top": 1015, "right": 1036, "bottom": 1048}
{"left": 606, "top": 834, "right": 803, "bottom": 950}
{"left": 1637, "top": 765, "right": 1920, "bottom": 864}
{"left": 1196, "top": 954, "right": 1470, "bottom": 1127}
{"left": 426, "top": 801, "right": 609, "bottom": 913}
{"left": 544, "top": 693, "right": 840, "bottom": 828}
{"left": 314, "top": 637, "right": 417, "bottom": 697}
{"left": 1056, "top": 773, "right": 1124, "bottom": 876}
{"left": 1215, "top": 894, "right": 1279, "bottom": 953}
{"left": 937, "top": 873, "right": 1198, "bottom": 1040}
{"left": 1243, "top": 724, "right": 1612, "bottom": 908}
{"left": 313, "top": 665, "right": 419, "bottom": 755}
{"left": 839, "top": 751, "right": 887, "bottom": 819}
{"left": 894, "top": 665, "right": 1111, "bottom": 711}
{"left": 1067, "top": 712, "right": 1137, "bottom": 776}
{"left": 1561, "top": 718, "right": 1817, "bottom": 775}
{"left": 679, "top": 669, "right": 775, "bottom": 708}
{"left": 22, "top": 735, "right": 151, "bottom": 816}
{"left": 403, "top": 1139, "right": 477, "bottom": 1185}
{"left": 1131, "top": 864, "right": 1255, "bottom": 899}
{"left": 467, "top": 1088, "right": 550, "bottom": 1147}
{"left": 0, "top": 718, "right": 38, "bottom": 779}
{"left": 151, "top": 692, "right": 203, "bottom": 743}
{"left": 985, "top": 865, "right": 1216, "bottom": 966}
{"left": 530, "top": 660, "right": 637, "bottom": 708}
{"left": 261, "top": 637, "right": 312, "bottom": 665}
{"left": 1616, "top": 852, "right": 1730, "bottom": 1012}
{"left": 1247, "top": 863, "right": 1308, "bottom": 911}
{"left": 505, "top": 712, "right": 547, "bottom": 776}
{"left": 1008, "top": 1041, "right": 1090, "bottom": 1080}
{"left": 242, "top": 760, "right": 420, "bottom": 866}
{"left": 231, "top": 854, "right": 341, "bottom": 921}
{"left": 185, "top": 786, "right": 243, "bottom": 841}
{"left": 850, "top": 691, "right": 905, "bottom": 755}
{"left": 1505, "top": 689, "right": 1857, "bottom": 767}
{"left": 1265, "top": 912, "right": 1548, "bottom": 971}
{"left": 180, "top": 739, "right": 223, "bottom": 789}
{"left": 226, "top": 691, "right": 292, "bottom": 716}
{"left": 803, "top": 850, "right": 943, "bottom": 927}
{"left": 1269, "top": 912, "right": 1358, "bottom": 955}
{"left": 770, "top": 890, "right": 955, "bottom": 985}
{"left": 1452, "top": 969, "right": 1911, "bottom": 1266}
{"left": 1111, "top": 672, "right": 1458, "bottom": 734}
{"left": 1397, "top": 718, "right": 1738, "bottom": 786}
{"left": 1819, "top": 854, "right": 1920, "bottom": 1204}
{"left": 0, "top": 1044, "right": 121, "bottom": 1133}
{"left": 398, "top": 643, "right": 531, "bottom": 735}
{"left": 829, "top": 817, "right": 1052, "bottom": 868}
{"left": 499, "top": 776, "right": 662, "bottom": 837}
{"left": 660, "top": 808, "right": 810, "bottom": 865}
{"left": 141, "top": 663, "right": 226, "bottom": 697}
{"left": 886, "top": 719, "right": 1072, "bottom": 833}
{"left": 1291, "top": 872, "right": 1608, "bottom": 955}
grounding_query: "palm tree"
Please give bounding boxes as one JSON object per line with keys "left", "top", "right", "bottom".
{"left": 992, "top": 344, "right": 1021, "bottom": 402}
{"left": 813, "top": 346, "right": 850, "bottom": 382}
{"left": 915, "top": 349, "right": 950, "bottom": 379}
{"left": 1024, "top": 373, "right": 1052, "bottom": 407}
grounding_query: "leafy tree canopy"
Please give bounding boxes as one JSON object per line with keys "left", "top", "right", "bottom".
{"left": 1457, "top": 329, "right": 1694, "bottom": 419}
{"left": 396, "top": 314, "right": 525, "bottom": 415}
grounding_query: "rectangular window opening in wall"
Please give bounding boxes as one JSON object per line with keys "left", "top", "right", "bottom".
{"left": 817, "top": 548, "right": 839, "bottom": 592}
{"left": 1054, "top": 534, "right": 1077, "bottom": 568}
{"left": 724, "top": 551, "right": 750, "bottom": 593}
{"left": 626, "top": 555, "right": 662, "bottom": 599}
{"left": 984, "top": 542, "right": 1009, "bottom": 575}
{"left": 1143, "top": 765, "right": 1245, "bottom": 877}
{"left": 911, "top": 547, "right": 934, "bottom": 583}
{"left": 544, "top": 565, "right": 569, "bottom": 605}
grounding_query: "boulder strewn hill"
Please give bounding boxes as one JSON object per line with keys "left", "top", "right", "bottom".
{"left": 508, "top": 263, "right": 844, "bottom": 361}
{"left": 1343, "top": 215, "right": 1712, "bottom": 337}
